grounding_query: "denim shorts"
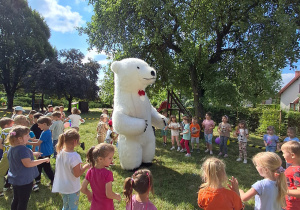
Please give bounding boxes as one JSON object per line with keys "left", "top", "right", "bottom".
{"left": 204, "top": 133, "right": 213, "bottom": 144}
{"left": 161, "top": 129, "right": 167, "bottom": 136}
{"left": 62, "top": 191, "right": 80, "bottom": 210}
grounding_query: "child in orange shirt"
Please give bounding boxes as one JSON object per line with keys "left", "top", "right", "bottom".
{"left": 198, "top": 157, "right": 243, "bottom": 210}
{"left": 190, "top": 116, "right": 200, "bottom": 153}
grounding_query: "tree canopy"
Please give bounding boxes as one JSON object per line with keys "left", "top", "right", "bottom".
{"left": 82, "top": 0, "right": 300, "bottom": 117}
{"left": 0, "top": 0, "right": 54, "bottom": 109}
{"left": 23, "top": 49, "right": 101, "bottom": 111}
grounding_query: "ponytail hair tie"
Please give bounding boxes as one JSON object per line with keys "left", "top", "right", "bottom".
{"left": 277, "top": 166, "right": 285, "bottom": 173}
{"left": 10, "top": 132, "right": 16, "bottom": 136}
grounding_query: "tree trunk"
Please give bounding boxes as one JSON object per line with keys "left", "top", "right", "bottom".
{"left": 6, "top": 92, "right": 14, "bottom": 110}
{"left": 67, "top": 96, "right": 73, "bottom": 112}
{"left": 189, "top": 64, "right": 205, "bottom": 120}
{"left": 41, "top": 92, "right": 44, "bottom": 112}
{"left": 31, "top": 92, "right": 35, "bottom": 110}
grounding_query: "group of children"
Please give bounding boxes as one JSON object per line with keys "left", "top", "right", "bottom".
{"left": 198, "top": 140, "right": 300, "bottom": 210}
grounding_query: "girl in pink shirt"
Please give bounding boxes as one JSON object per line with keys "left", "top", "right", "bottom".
{"left": 81, "top": 143, "right": 121, "bottom": 210}
{"left": 124, "top": 169, "right": 157, "bottom": 210}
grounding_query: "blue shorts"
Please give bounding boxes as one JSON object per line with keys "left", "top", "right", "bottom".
{"left": 161, "top": 129, "right": 167, "bottom": 136}
{"left": 62, "top": 191, "right": 80, "bottom": 210}
{"left": 204, "top": 133, "right": 213, "bottom": 144}
{"left": 266, "top": 146, "right": 276, "bottom": 153}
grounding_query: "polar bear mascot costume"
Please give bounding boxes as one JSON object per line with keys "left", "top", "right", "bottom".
{"left": 111, "top": 58, "right": 167, "bottom": 170}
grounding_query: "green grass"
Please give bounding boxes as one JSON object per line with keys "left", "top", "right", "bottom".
{"left": 0, "top": 110, "right": 280, "bottom": 209}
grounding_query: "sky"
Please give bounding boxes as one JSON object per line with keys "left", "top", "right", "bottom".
{"left": 27, "top": 0, "right": 299, "bottom": 88}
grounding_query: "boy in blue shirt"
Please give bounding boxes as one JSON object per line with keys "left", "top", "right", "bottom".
{"left": 28, "top": 116, "right": 54, "bottom": 185}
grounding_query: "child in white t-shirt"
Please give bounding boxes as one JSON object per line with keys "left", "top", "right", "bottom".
{"left": 168, "top": 115, "right": 181, "bottom": 151}
{"left": 65, "top": 108, "right": 85, "bottom": 132}
{"left": 52, "top": 129, "right": 90, "bottom": 209}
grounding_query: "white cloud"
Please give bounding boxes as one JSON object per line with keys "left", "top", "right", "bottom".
{"left": 30, "top": 0, "right": 84, "bottom": 33}
{"left": 82, "top": 48, "right": 112, "bottom": 66}
{"left": 281, "top": 73, "right": 295, "bottom": 88}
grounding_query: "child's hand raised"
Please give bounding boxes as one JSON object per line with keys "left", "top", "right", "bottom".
{"left": 228, "top": 176, "right": 239, "bottom": 195}
{"left": 116, "top": 193, "right": 122, "bottom": 201}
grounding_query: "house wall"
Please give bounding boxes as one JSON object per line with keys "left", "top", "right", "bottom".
{"left": 280, "top": 77, "right": 300, "bottom": 110}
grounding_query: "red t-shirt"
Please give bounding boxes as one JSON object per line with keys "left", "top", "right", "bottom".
{"left": 198, "top": 187, "right": 243, "bottom": 210}
{"left": 285, "top": 166, "right": 300, "bottom": 210}
{"left": 86, "top": 167, "right": 114, "bottom": 210}
{"left": 190, "top": 123, "right": 200, "bottom": 137}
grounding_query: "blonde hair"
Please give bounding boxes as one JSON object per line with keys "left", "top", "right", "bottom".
{"left": 252, "top": 152, "right": 287, "bottom": 207}
{"left": 56, "top": 129, "right": 80, "bottom": 153}
{"left": 7, "top": 126, "right": 30, "bottom": 146}
{"left": 71, "top": 107, "right": 81, "bottom": 115}
{"left": 281, "top": 141, "right": 300, "bottom": 157}
{"left": 200, "top": 157, "right": 227, "bottom": 189}
{"left": 86, "top": 143, "right": 114, "bottom": 167}
{"left": 14, "top": 115, "right": 29, "bottom": 126}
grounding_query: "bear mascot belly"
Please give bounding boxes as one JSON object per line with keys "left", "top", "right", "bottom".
{"left": 111, "top": 58, "right": 167, "bottom": 170}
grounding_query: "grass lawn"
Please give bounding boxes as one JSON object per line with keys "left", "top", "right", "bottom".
{"left": 0, "top": 110, "right": 283, "bottom": 209}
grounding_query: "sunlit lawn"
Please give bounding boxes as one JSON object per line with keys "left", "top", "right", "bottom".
{"left": 0, "top": 109, "right": 282, "bottom": 209}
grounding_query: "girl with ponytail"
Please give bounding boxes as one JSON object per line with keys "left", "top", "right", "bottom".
{"left": 52, "top": 129, "right": 90, "bottom": 210}
{"left": 123, "top": 169, "right": 156, "bottom": 210}
{"left": 81, "top": 143, "right": 121, "bottom": 210}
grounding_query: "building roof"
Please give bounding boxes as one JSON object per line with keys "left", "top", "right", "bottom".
{"left": 293, "top": 97, "right": 299, "bottom": 104}
{"left": 279, "top": 71, "right": 300, "bottom": 95}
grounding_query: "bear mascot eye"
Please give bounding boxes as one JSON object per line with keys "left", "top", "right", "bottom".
{"left": 137, "top": 66, "right": 140, "bottom": 69}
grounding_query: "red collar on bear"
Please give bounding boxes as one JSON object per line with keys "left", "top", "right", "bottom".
{"left": 138, "top": 90, "right": 145, "bottom": 96}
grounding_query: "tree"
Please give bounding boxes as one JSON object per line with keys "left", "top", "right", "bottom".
{"left": 82, "top": 0, "right": 300, "bottom": 118}
{"left": 23, "top": 49, "right": 101, "bottom": 112}
{"left": 0, "top": 0, "right": 54, "bottom": 109}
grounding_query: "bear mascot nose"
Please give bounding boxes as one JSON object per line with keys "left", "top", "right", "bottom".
{"left": 151, "top": 71, "right": 155, "bottom": 76}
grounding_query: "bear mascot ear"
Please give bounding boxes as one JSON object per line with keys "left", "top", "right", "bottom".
{"left": 111, "top": 60, "right": 121, "bottom": 74}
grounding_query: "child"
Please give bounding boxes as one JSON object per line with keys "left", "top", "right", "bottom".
{"left": 11, "top": 106, "right": 25, "bottom": 119}
{"left": 30, "top": 113, "right": 43, "bottom": 152}
{"left": 180, "top": 116, "right": 191, "bottom": 157}
{"left": 65, "top": 107, "right": 85, "bottom": 132}
{"left": 97, "top": 113, "right": 109, "bottom": 144}
{"left": 52, "top": 129, "right": 90, "bottom": 210}
{"left": 102, "top": 108, "right": 110, "bottom": 120}
{"left": 7, "top": 126, "right": 49, "bottom": 209}
{"left": 235, "top": 152, "right": 287, "bottom": 210}
{"left": 284, "top": 127, "right": 299, "bottom": 142}
{"left": 0, "top": 117, "right": 14, "bottom": 197}
{"left": 190, "top": 116, "right": 201, "bottom": 153}
{"left": 281, "top": 141, "right": 300, "bottom": 209}
{"left": 27, "top": 110, "right": 37, "bottom": 126}
{"left": 263, "top": 126, "right": 279, "bottom": 152}
{"left": 105, "top": 120, "right": 118, "bottom": 144}
{"left": 198, "top": 157, "right": 243, "bottom": 210}
{"left": 217, "top": 115, "right": 232, "bottom": 157}
{"left": 168, "top": 115, "right": 181, "bottom": 151}
{"left": 81, "top": 143, "right": 121, "bottom": 209}
{"left": 49, "top": 112, "right": 64, "bottom": 158}
{"left": 45, "top": 105, "right": 53, "bottom": 117}
{"left": 235, "top": 120, "right": 249, "bottom": 164}
{"left": 28, "top": 117, "right": 54, "bottom": 185}
{"left": 123, "top": 169, "right": 157, "bottom": 210}
{"left": 59, "top": 106, "right": 66, "bottom": 121}
{"left": 161, "top": 111, "right": 169, "bottom": 146}
{"left": 202, "top": 112, "right": 215, "bottom": 155}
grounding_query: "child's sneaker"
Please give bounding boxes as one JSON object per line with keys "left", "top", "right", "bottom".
{"left": 170, "top": 146, "right": 175, "bottom": 150}
{"left": 177, "top": 147, "right": 181, "bottom": 151}
{"left": 32, "top": 184, "right": 39, "bottom": 192}
{"left": 191, "top": 149, "right": 194, "bottom": 153}
{"left": 243, "top": 159, "right": 247, "bottom": 164}
{"left": 163, "top": 142, "right": 167, "bottom": 146}
{"left": 236, "top": 157, "right": 242, "bottom": 162}
{"left": 185, "top": 153, "right": 191, "bottom": 157}
{"left": 224, "top": 154, "right": 228, "bottom": 158}
{"left": 205, "top": 149, "right": 209, "bottom": 153}
{"left": 210, "top": 151, "right": 213, "bottom": 155}
{"left": 218, "top": 152, "right": 222, "bottom": 156}
{"left": 197, "top": 149, "right": 200, "bottom": 153}
{"left": 180, "top": 149, "right": 186, "bottom": 153}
